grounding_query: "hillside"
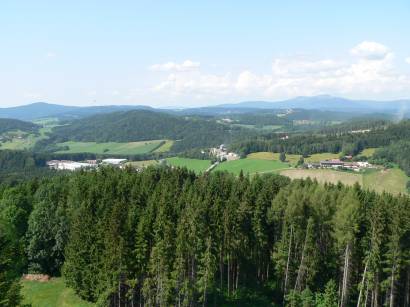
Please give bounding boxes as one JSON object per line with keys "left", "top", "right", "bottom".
{"left": 0, "top": 118, "right": 39, "bottom": 134}
{"left": 47, "top": 110, "right": 253, "bottom": 152}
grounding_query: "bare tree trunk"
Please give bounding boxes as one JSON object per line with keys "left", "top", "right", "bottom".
{"left": 357, "top": 260, "right": 368, "bottom": 307}
{"left": 283, "top": 225, "right": 293, "bottom": 304}
{"left": 389, "top": 264, "right": 395, "bottom": 307}
{"left": 405, "top": 268, "right": 410, "bottom": 307}
{"left": 227, "top": 254, "right": 230, "bottom": 296}
{"left": 295, "top": 224, "right": 311, "bottom": 292}
{"left": 340, "top": 243, "right": 350, "bottom": 307}
{"left": 235, "top": 263, "right": 239, "bottom": 291}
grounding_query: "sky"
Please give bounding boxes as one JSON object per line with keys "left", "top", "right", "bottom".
{"left": 1, "top": 1, "right": 410, "bottom": 107}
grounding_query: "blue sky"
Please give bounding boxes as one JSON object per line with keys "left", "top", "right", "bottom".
{"left": 1, "top": 1, "right": 410, "bottom": 107}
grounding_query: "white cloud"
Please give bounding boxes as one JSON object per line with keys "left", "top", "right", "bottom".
{"left": 46, "top": 52, "right": 56, "bottom": 58}
{"left": 149, "top": 60, "right": 200, "bottom": 72}
{"left": 350, "top": 41, "right": 390, "bottom": 60}
{"left": 406, "top": 57, "right": 410, "bottom": 64}
{"left": 151, "top": 42, "right": 410, "bottom": 102}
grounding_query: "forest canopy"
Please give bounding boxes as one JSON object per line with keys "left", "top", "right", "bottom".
{"left": 0, "top": 167, "right": 409, "bottom": 306}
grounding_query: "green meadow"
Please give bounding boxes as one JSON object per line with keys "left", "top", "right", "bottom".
{"left": 56, "top": 140, "right": 164, "bottom": 155}
{"left": 166, "top": 157, "right": 212, "bottom": 173}
{"left": 22, "top": 278, "right": 94, "bottom": 307}
{"left": 214, "top": 158, "right": 290, "bottom": 176}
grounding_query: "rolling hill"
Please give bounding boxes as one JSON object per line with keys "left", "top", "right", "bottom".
{"left": 0, "top": 102, "right": 154, "bottom": 120}
{"left": 44, "top": 110, "right": 253, "bottom": 152}
{"left": 0, "top": 118, "right": 39, "bottom": 134}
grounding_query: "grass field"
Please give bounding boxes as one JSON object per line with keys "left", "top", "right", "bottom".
{"left": 153, "top": 140, "right": 174, "bottom": 153}
{"left": 359, "top": 148, "right": 378, "bottom": 157}
{"left": 280, "top": 169, "right": 362, "bottom": 186}
{"left": 247, "top": 152, "right": 301, "bottom": 165}
{"left": 166, "top": 157, "right": 211, "bottom": 173}
{"left": 363, "top": 168, "right": 408, "bottom": 195}
{"left": 22, "top": 278, "right": 94, "bottom": 307}
{"left": 304, "top": 153, "right": 340, "bottom": 163}
{"left": 280, "top": 168, "right": 409, "bottom": 195}
{"left": 214, "top": 158, "right": 290, "bottom": 176}
{"left": 0, "top": 119, "right": 58, "bottom": 150}
{"left": 56, "top": 140, "right": 164, "bottom": 155}
{"left": 126, "top": 160, "right": 159, "bottom": 168}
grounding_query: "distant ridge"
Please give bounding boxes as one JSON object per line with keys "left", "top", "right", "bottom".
{"left": 214, "top": 95, "right": 410, "bottom": 112}
{"left": 1, "top": 96, "right": 410, "bottom": 120}
{"left": 0, "top": 102, "right": 154, "bottom": 120}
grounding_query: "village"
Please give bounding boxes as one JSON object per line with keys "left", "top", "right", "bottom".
{"left": 46, "top": 158, "right": 127, "bottom": 171}
{"left": 306, "top": 158, "right": 373, "bottom": 172}
{"left": 209, "top": 144, "right": 240, "bottom": 162}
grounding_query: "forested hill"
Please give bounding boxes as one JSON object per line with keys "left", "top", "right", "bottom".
{"left": 0, "top": 118, "right": 39, "bottom": 134}
{"left": 231, "top": 119, "right": 410, "bottom": 157}
{"left": 1, "top": 167, "right": 410, "bottom": 306}
{"left": 48, "top": 110, "right": 253, "bottom": 151}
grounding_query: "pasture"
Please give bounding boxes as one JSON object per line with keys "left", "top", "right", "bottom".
{"left": 56, "top": 140, "right": 164, "bottom": 155}
{"left": 166, "top": 157, "right": 212, "bottom": 173}
{"left": 214, "top": 158, "right": 290, "bottom": 176}
{"left": 247, "top": 152, "right": 301, "bottom": 165}
{"left": 362, "top": 168, "right": 408, "bottom": 195}
{"left": 280, "top": 168, "right": 409, "bottom": 195}
{"left": 153, "top": 140, "right": 174, "bottom": 153}
{"left": 359, "top": 148, "right": 378, "bottom": 157}
{"left": 304, "top": 152, "right": 340, "bottom": 163}
{"left": 280, "top": 169, "right": 362, "bottom": 186}
{"left": 22, "top": 278, "right": 94, "bottom": 307}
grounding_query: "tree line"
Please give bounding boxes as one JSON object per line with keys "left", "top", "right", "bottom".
{"left": 1, "top": 166, "right": 410, "bottom": 306}
{"left": 230, "top": 119, "right": 410, "bottom": 157}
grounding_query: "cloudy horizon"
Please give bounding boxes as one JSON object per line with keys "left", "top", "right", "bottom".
{"left": 1, "top": 1, "right": 409, "bottom": 107}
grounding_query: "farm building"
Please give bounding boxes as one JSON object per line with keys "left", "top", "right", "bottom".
{"left": 47, "top": 160, "right": 96, "bottom": 171}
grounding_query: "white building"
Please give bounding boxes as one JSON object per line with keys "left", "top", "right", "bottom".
{"left": 102, "top": 158, "right": 127, "bottom": 166}
{"left": 47, "top": 160, "right": 96, "bottom": 171}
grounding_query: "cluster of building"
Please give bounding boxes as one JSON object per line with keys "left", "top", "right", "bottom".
{"left": 210, "top": 144, "right": 239, "bottom": 162}
{"left": 47, "top": 158, "right": 127, "bottom": 171}
{"left": 306, "top": 159, "right": 372, "bottom": 171}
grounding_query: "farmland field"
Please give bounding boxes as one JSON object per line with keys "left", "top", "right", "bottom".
{"left": 359, "top": 148, "right": 378, "bottom": 157}
{"left": 0, "top": 119, "right": 58, "bottom": 150}
{"left": 22, "top": 278, "right": 94, "bottom": 307}
{"left": 166, "top": 157, "right": 211, "bottom": 173}
{"left": 126, "top": 160, "right": 159, "bottom": 168}
{"left": 363, "top": 168, "right": 408, "bottom": 195}
{"left": 247, "top": 152, "right": 301, "bottom": 165}
{"left": 280, "top": 169, "right": 362, "bottom": 186}
{"left": 280, "top": 168, "right": 409, "bottom": 195}
{"left": 214, "top": 158, "right": 290, "bottom": 176}
{"left": 304, "top": 152, "right": 340, "bottom": 163}
{"left": 56, "top": 140, "right": 164, "bottom": 155}
{"left": 153, "top": 140, "right": 174, "bottom": 153}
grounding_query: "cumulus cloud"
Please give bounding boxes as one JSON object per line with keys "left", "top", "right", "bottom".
{"left": 350, "top": 41, "right": 390, "bottom": 60}
{"left": 149, "top": 60, "right": 200, "bottom": 72}
{"left": 151, "top": 42, "right": 410, "bottom": 101}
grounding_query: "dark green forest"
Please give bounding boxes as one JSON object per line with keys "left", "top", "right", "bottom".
{"left": 231, "top": 120, "right": 410, "bottom": 162}
{"left": 0, "top": 118, "right": 39, "bottom": 135}
{"left": 42, "top": 110, "right": 255, "bottom": 152}
{"left": 1, "top": 167, "right": 410, "bottom": 306}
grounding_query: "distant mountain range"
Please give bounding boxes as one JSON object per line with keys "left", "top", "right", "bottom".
{"left": 1, "top": 96, "right": 409, "bottom": 120}
{"left": 214, "top": 95, "right": 410, "bottom": 113}
{"left": 0, "top": 102, "right": 154, "bottom": 120}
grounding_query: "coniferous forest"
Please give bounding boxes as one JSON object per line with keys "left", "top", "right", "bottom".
{"left": 1, "top": 166, "right": 410, "bottom": 306}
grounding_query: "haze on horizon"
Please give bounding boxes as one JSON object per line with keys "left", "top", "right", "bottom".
{"left": 1, "top": 1, "right": 410, "bottom": 108}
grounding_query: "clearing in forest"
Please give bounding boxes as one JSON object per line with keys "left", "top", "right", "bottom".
{"left": 22, "top": 278, "right": 94, "bottom": 307}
